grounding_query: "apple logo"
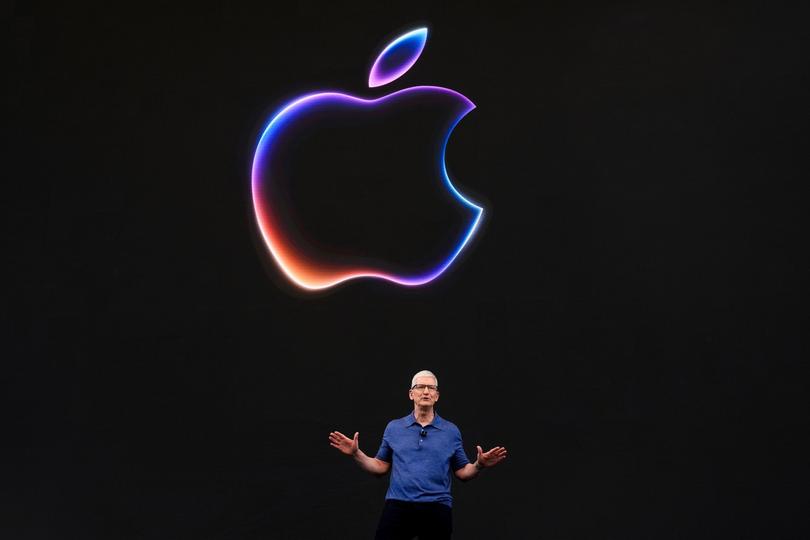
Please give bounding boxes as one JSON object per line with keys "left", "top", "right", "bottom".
{"left": 251, "top": 27, "right": 483, "bottom": 291}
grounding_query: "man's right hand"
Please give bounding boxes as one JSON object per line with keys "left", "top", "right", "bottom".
{"left": 329, "top": 430, "right": 391, "bottom": 476}
{"left": 329, "top": 430, "right": 359, "bottom": 456}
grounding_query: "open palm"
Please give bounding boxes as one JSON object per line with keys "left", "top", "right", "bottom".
{"left": 329, "top": 431, "right": 359, "bottom": 456}
{"left": 477, "top": 445, "right": 508, "bottom": 468}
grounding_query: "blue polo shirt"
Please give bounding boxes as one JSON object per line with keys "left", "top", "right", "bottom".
{"left": 375, "top": 412, "right": 470, "bottom": 507}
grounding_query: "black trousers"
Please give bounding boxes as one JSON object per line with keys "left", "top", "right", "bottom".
{"left": 374, "top": 499, "right": 453, "bottom": 540}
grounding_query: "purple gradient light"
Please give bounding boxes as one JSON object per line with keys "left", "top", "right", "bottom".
{"left": 369, "top": 28, "right": 428, "bottom": 88}
{"left": 251, "top": 86, "right": 482, "bottom": 291}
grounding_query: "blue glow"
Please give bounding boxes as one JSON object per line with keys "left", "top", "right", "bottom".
{"left": 369, "top": 28, "right": 429, "bottom": 88}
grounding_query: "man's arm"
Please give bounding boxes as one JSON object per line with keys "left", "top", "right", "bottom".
{"left": 454, "top": 445, "right": 508, "bottom": 482}
{"left": 329, "top": 431, "right": 391, "bottom": 476}
{"left": 352, "top": 448, "right": 391, "bottom": 476}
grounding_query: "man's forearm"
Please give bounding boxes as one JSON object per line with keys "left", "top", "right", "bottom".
{"left": 455, "top": 461, "right": 482, "bottom": 482}
{"left": 353, "top": 450, "right": 390, "bottom": 476}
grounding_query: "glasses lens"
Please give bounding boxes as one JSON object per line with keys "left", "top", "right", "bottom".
{"left": 413, "top": 384, "right": 437, "bottom": 392}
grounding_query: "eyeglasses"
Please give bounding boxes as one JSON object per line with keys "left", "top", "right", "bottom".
{"left": 420, "top": 429, "right": 428, "bottom": 438}
{"left": 411, "top": 384, "right": 438, "bottom": 392}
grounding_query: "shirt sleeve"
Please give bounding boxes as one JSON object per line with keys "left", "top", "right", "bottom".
{"left": 450, "top": 428, "right": 470, "bottom": 471}
{"left": 375, "top": 424, "right": 393, "bottom": 462}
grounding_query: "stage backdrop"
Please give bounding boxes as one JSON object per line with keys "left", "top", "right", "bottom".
{"left": 4, "top": 1, "right": 807, "bottom": 538}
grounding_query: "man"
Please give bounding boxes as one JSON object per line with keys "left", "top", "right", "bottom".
{"left": 329, "top": 370, "right": 507, "bottom": 539}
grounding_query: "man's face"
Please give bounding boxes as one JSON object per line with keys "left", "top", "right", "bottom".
{"left": 409, "top": 376, "right": 440, "bottom": 408}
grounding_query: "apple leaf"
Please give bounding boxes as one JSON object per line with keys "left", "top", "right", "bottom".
{"left": 368, "top": 28, "right": 428, "bottom": 88}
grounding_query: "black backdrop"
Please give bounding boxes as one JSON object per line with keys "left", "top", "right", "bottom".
{"left": 4, "top": 1, "right": 808, "bottom": 539}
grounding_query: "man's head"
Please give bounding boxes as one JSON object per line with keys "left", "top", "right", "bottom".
{"left": 409, "top": 370, "right": 439, "bottom": 409}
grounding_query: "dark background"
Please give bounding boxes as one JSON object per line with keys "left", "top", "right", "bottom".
{"left": 3, "top": 1, "right": 808, "bottom": 538}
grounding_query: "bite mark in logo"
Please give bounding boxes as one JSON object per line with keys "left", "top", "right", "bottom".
{"left": 251, "top": 27, "right": 483, "bottom": 291}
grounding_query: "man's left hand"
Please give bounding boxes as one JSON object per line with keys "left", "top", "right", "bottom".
{"left": 476, "top": 445, "right": 508, "bottom": 468}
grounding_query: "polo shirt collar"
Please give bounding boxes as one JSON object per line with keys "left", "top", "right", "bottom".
{"left": 403, "top": 411, "right": 445, "bottom": 430}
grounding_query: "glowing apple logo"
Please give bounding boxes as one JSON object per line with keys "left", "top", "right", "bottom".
{"left": 251, "top": 27, "right": 483, "bottom": 291}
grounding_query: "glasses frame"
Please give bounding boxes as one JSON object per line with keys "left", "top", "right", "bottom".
{"left": 411, "top": 384, "right": 439, "bottom": 392}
